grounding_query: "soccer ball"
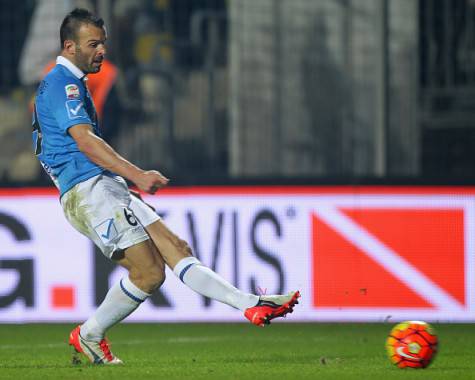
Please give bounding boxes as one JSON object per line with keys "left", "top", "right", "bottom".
{"left": 385, "top": 320, "right": 438, "bottom": 368}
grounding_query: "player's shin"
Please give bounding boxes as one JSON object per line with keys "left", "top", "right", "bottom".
{"left": 173, "top": 256, "right": 259, "bottom": 311}
{"left": 81, "top": 276, "right": 151, "bottom": 341}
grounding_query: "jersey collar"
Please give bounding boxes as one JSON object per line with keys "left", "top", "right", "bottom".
{"left": 56, "top": 56, "right": 86, "bottom": 80}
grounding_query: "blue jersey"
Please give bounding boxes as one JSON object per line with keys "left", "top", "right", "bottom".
{"left": 33, "top": 57, "right": 106, "bottom": 196}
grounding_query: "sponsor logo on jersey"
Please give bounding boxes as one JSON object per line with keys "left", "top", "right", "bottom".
{"left": 65, "top": 84, "right": 80, "bottom": 99}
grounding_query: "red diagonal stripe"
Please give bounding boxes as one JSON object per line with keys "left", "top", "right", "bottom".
{"left": 312, "top": 213, "right": 432, "bottom": 308}
{"left": 341, "top": 208, "right": 465, "bottom": 305}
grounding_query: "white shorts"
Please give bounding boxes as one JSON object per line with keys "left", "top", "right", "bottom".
{"left": 60, "top": 174, "right": 160, "bottom": 258}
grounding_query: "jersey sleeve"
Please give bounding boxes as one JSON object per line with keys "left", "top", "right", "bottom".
{"left": 47, "top": 77, "right": 92, "bottom": 132}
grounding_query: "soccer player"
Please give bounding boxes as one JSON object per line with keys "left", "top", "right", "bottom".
{"left": 32, "top": 8, "right": 300, "bottom": 365}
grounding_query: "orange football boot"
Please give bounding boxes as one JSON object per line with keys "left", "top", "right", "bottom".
{"left": 69, "top": 325, "right": 123, "bottom": 365}
{"left": 244, "top": 291, "right": 300, "bottom": 327}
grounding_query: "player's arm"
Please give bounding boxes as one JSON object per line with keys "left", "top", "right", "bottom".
{"left": 69, "top": 123, "right": 168, "bottom": 194}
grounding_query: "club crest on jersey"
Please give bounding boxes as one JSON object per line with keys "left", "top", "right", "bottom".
{"left": 65, "top": 84, "right": 80, "bottom": 99}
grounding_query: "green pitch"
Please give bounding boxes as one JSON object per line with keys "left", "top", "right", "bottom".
{"left": 0, "top": 323, "right": 474, "bottom": 380}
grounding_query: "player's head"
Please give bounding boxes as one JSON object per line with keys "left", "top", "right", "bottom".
{"left": 60, "top": 8, "right": 106, "bottom": 74}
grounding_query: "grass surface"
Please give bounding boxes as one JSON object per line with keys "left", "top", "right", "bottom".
{"left": 0, "top": 323, "right": 474, "bottom": 379}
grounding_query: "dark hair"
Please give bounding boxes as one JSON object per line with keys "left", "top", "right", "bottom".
{"left": 60, "top": 8, "right": 104, "bottom": 49}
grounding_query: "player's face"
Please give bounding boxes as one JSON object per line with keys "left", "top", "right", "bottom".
{"left": 73, "top": 23, "right": 106, "bottom": 74}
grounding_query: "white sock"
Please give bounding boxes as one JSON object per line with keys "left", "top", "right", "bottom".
{"left": 80, "top": 276, "right": 151, "bottom": 341}
{"left": 173, "top": 256, "right": 259, "bottom": 311}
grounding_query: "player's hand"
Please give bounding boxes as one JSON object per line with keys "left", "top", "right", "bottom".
{"left": 136, "top": 170, "right": 169, "bottom": 194}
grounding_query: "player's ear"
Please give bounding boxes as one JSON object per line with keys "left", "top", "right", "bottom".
{"left": 63, "top": 39, "right": 76, "bottom": 55}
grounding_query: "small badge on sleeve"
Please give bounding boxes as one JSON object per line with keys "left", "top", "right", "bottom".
{"left": 65, "top": 100, "right": 87, "bottom": 119}
{"left": 65, "top": 84, "right": 80, "bottom": 99}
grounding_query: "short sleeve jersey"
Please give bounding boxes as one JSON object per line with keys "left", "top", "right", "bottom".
{"left": 33, "top": 57, "right": 106, "bottom": 196}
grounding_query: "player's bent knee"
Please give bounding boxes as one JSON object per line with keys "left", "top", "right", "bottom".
{"left": 146, "top": 265, "right": 166, "bottom": 290}
{"left": 129, "top": 265, "right": 165, "bottom": 293}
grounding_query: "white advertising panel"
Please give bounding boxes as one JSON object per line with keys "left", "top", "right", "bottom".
{"left": 0, "top": 186, "right": 474, "bottom": 322}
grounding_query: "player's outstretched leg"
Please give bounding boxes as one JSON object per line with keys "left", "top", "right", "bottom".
{"left": 244, "top": 291, "right": 301, "bottom": 327}
{"left": 69, "top": 325, "right": 123, "bottom": 365}
{"left": 172, "top": 257, "right": 301, "bottom": 326}
{"left": 145, "top": 220, "right": 301, "bottom": 326}
{"left": 172, "top": 256, "right": 260, "bottom": 310}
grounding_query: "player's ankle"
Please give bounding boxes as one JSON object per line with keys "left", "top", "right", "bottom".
{"left": 80, "top": 320, "right": 104, "bottom": 342}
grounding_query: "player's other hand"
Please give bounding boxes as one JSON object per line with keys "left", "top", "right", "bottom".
{"left": 136, "top": 170, "right": 169, "bottom": 194}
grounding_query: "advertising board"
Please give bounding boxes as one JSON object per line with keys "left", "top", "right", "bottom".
{"left": 0, "top": 186, "right": 473, "bottom": 322}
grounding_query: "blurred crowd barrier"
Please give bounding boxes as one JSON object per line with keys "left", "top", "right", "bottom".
{"left": 0, "top": 0, "right": 474, "bottom": 186}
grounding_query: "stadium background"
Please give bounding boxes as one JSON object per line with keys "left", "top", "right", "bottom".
{"left": 1, "top": 0, "right": 475, "bottom": 323}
